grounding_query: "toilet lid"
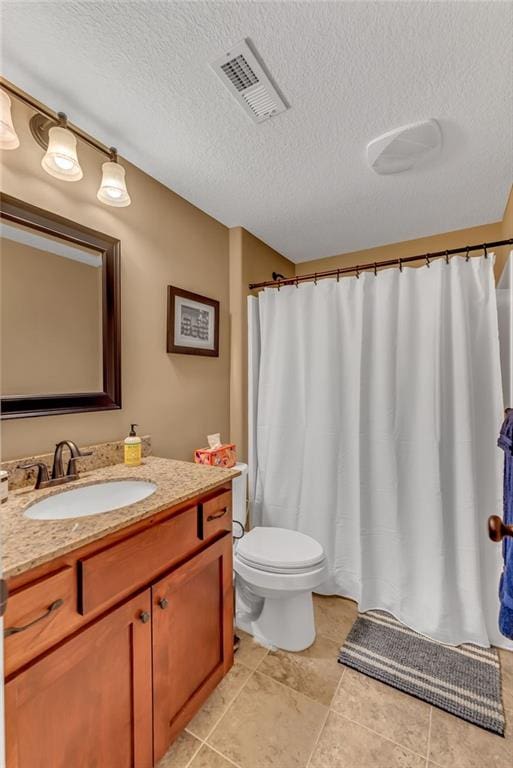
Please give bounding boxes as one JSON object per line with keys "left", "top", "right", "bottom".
{"left": 236, "top": 527, "right": 325, "bottom": 571}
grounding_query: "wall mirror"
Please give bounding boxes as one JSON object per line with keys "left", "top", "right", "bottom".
{"left": 0, "top": 193, "right": 121, "bottom": 419}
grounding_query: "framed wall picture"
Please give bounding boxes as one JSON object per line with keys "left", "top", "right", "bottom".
{"left": 167, "top": 286, "right": 219, "bottom": 357}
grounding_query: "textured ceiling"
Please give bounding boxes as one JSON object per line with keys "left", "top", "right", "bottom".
{"left": 1, "top": 1, "right": 512, "bottom": 262}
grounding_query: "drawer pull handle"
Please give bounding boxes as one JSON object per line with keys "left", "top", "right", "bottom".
{"left": 158, "top": 598, "right": 169, "bottom": 610}
{"left": 207, "top": 507, "right": 227, "bottom": 522}
{"left": 4, "top": 598, "right": 64, "bottom": 638}
{"left": 139, "top": 611, "right": 151, "bottom": 624}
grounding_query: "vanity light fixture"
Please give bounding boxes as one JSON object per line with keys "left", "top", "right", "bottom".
{"left": 41, "top": 113, "right": 83, "bottom": 181}
{"left": 0, "top": 89, "right": 20, "bottom": 150}
{"left": 0, "top": 78, "right": 131, "bottom": 206}
{"left": 97, "top": 149, "right": 131, "bottom": 207}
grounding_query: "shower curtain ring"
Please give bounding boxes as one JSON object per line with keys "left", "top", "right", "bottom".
{"left": 314, "top": 273, "right": 317, "bottom": 285}
{"left": 425, "top": 253, "right": 430, "bottom": 268}
{"left": 465, "top": 247, "right": 470, "bottom": 262}
{"left": 295, "top": 277, "right": 299, "bottom": 288}
{"left": 356, "top": 266, "right": 360, "bottom": 279}
{"left": 483, "top": 244, "right": 488, "bottom": 259}
{"left": 374, "top": 263, "right": 378, "bottom": 276}
{"left": 444, "top": 250, "right": 449, "bottom": 265}
{"left": 336, "top": 270, "right": 340, "bottom": 282}
{"left": 399, "top": 258, "right": 403, "bottom": 273}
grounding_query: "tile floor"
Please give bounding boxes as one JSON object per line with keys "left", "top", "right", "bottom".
{"left": 158, "top": 595, "right": 513, "bottom": 768}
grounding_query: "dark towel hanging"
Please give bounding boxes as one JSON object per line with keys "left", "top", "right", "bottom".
{"left": 498, "top": 408, "right": 513, "bottom": 640}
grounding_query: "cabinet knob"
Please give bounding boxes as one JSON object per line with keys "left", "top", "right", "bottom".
{"left": 139, "top": 610, "right": 150, "bottom": 623}
{"left": 158, "top": 597, "right": 169, "bottom": 610}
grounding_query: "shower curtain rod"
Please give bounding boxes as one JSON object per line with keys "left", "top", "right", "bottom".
{"left": 248, "top": 238, "right": 513, "bottom": 290}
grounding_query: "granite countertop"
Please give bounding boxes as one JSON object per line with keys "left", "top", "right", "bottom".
{"left": 1, "top": 456, "right": 240, "bottom": 579}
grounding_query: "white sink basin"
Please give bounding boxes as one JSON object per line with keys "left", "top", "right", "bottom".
{"left": 24, "top": 480, "right": 157, "bottom": 521}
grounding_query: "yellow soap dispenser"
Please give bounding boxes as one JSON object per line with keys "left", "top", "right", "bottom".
{"left": 124, "top": 424, "right": 142, "bottom": 466}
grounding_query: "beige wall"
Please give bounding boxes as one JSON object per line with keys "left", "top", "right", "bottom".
{"left": 229, "top": 227, "right": 294, "bottom": 461}
{"left": 296, "top": 217, "right": 509, "bottom": 282}
{"left": 2, "top": 94, "right": 510, "bottom": 464}
{"left": 296, "top": 185, "right": 513, "bottom": 281}
{"left": 1, "top": 99, "right": 230, "bottom": 461}
{"left": 1, "top": 238, "right": 102, "bottom": 395}
{"left": 502, "top": 185, "right": 513, "bottom": 248}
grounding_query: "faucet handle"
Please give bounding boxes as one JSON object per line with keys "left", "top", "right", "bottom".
{"left": 66, "top": 450, "right": 93, "bottom": 477}
{"left": 18, "top": 462, "right": 50, "bottom": 489}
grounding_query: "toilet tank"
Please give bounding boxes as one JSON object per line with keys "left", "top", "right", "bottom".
{"left": 232, "top": 462, "right": 248, "bottom": 534}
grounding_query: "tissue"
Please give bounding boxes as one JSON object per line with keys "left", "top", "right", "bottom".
{"left": 194, "top": 435, "right": 236, "bottom": 468}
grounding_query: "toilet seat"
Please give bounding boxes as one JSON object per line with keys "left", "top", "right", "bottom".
{"left": 234, "top": 551, "right": 328, "bottom": 593}
{"left": 235, "top": 554, "right": 322, "bottom": 575}
{"left": 235, "top": 526, "right": 325, "bottom": 573}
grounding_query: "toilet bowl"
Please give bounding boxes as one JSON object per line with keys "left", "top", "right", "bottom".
{"left": 232, "top": 465, "right": 327, "bottom": 652}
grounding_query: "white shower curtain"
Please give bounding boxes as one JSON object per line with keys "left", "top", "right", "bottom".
{"left": 250, "top": 256, "right": 507, "bottom": 647}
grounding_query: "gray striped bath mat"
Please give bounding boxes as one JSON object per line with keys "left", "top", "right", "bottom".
{"left": 338, "top": 610, "right": 505, "bottom": 736}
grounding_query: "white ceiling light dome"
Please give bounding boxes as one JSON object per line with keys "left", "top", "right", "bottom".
{"left": 367, "top": 119, "right": 442, "bottom": 175}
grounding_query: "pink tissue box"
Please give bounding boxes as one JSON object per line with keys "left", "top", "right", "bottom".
{"left": 194, "top": 444, "right": 236, "bottom": 468}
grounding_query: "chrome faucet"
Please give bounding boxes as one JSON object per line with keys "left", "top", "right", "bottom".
{"left": 19, "top": 440, "right": 93, "bottom": 490}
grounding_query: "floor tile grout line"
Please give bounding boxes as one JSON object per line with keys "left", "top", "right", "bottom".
{"left": 206, "top": 742, "right": 244, "bottom": 768}
{"left": 246, "top": 646, "right": 270, "bottom": 674}
{"left": 182, "top": 734, "right": 205, "bottom": 768}
{"left": 200, "top": 668, "right": 257, "bottom": 744}
{"left": 332, "top": 665, "right": 346, "bottom": 698}
{"left": 186, "top": 659, "right": 255, "bottom": 744}
{"left": 184, "top": 649, "right": 268, "bottom": 752}
{"left": 328, "top": 709, "right": 431, "bottom": 761}
{"left": 235, "top": 657, "right": 259, "bottom": 674}
{"left": 305, "top": 705, "right": 331, "bottom": 768}
{"left": 238, "top": 633, "right": 348, "bottom": 708}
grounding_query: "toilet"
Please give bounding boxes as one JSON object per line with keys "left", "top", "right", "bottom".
{"left": 232, "top": 464, "right": 327, "bottom": 652}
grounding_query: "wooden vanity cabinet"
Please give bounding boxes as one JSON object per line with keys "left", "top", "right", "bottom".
{"left": 5, "top": 591, "right": 153, "bottom": 768}
{"left": 4, "top": 486, "right": 234, "bottom": 768}
{"left": 152, "top": 534, "right": 233, "bottom": 761}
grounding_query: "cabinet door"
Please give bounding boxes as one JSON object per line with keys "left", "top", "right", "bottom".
{"left": 152, "top": 533, "right": 233, "bottom": 761}
{"left": 5, "top": 591, "right": 153, "bottom": 768}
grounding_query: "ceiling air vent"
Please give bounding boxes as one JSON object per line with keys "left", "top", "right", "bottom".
{"left": 211, "top": 39, "right": 288, "bottom": 124}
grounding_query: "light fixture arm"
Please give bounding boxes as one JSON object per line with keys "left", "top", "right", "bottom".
{"left": 1, "top": 76, "right": 114, "bottom": 160}
{"left": 2, "top": 76, "right": 131, "bottom": 205}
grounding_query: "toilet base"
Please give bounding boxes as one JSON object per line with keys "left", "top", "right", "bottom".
{"left": 239, "top": 590, "right": 316, "bottom": 652}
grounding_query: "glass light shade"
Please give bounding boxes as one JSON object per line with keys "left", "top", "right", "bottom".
{"left": 0, "top": 90, "right": 20, "bottom": 150}
{"left": 97, "top": 161, "right": 131, "bottom": 207}
{"left": 41, "top": 126, "right": 83, "bottom": 181}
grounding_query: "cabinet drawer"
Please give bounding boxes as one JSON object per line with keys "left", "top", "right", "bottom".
{"left": 4, "top": 566, "right": 78, "bottom": 677}
{"left": 198, "top": 490, "right": 232, "bottom": 540}
{"left": 78, "top": 506, "right": 199, "bottom": 615}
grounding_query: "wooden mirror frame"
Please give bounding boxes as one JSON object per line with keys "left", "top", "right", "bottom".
{"left": 0, "top": 193, "right": 121, "bottom": 419}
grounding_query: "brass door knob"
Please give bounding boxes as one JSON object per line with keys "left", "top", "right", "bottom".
{"left": 158, "top": 598, "right": 169, "bottom": 610}
{"left": 139, "top": 611, "right": 150, "bottom": 623}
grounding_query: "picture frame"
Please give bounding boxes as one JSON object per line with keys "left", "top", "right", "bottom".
{"left": 167, "top": 285, "right": 219, "bottom": 357}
